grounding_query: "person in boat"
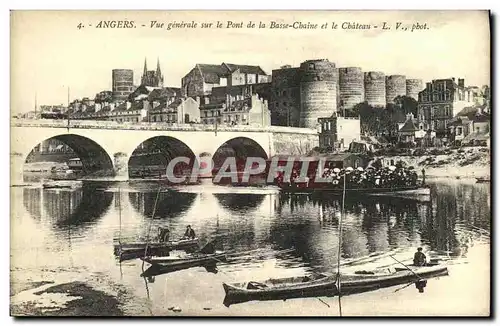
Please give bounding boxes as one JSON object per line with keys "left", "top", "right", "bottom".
{"left": 183, "top": 225, "right": 196, "bottom": 240}
{"left": 413, "top": 247, "right": 427, "bottom": 266}
{"left": 158, "top": 226, "right": 170, "bottom": 243}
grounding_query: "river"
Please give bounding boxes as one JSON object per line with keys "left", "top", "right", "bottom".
{"left": 10, "top": 179, "right": 491, "bottom": 316}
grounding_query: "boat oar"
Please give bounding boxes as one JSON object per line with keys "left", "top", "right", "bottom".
{"left": 389, "top": 255, "right": 422, "bottom": 281}
{"left": 393, "top": 280, "right": 415, "bottom": 293}
{"left": 317, "top": 297, "right": 330, "bottom": 308}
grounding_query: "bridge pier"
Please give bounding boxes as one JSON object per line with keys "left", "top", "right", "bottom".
{"left": 11, "top": 152, "right": 25, "bottom": 185}
{"left": 113, "top": 152, "right": 129, "bottom": 181}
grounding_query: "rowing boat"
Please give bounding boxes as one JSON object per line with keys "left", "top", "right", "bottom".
{"left": 222, "top": 264, "right": 448, "bottom": 306}
{"left": 114, "top": 238, "right": 199, "bottom": 254}
{"left": 140, "top": 251, "right": 227, "bottom": 277}
{"left": 476, "top": 177, "right": 490, "bottom": 183}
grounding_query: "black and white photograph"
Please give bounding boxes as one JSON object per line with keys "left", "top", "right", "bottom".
{"left": 9, "top": 10, "right": 491, "bottom": 317}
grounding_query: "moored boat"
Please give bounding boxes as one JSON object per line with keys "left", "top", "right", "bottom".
{"left": 42, "top": 180, "right": 82, "bottom": 189}
{"left": 222, "top": 264, "right": 448, "bottom": 306}
{"left": 278, "top": 184, "right": 431, "bottom": 196}
{"left": 140, "top": 251, "right": 227, "bottom": 277}
{"left": 113, "top": 238, "right": 200, "bottom": 261}
{"left": 476, "top": 177, "right": 490, "bottom": 183}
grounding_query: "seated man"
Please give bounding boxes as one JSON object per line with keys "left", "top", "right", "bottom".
{"left": 413, "top": 247, "right": 427, "bottom": 266}
{"left": 183, "top": 225, "right": 196, "bottom": 240}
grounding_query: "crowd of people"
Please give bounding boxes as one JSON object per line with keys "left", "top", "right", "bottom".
{"left": 277, "top": 164, "right": 423, "bottom": 189}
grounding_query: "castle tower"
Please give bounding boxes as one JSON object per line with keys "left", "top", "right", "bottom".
{"left": 299, "top": 59, "right": 338, "bottom": 128}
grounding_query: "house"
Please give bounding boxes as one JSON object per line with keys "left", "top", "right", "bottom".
{"left": 449, "top": 106, "right": 490, "bottom": 146}
{"left": 397, "top": 114, "right": 426, "bottom": 144}
{"left": 148, "top": 97, "right": 200, "bottom": 124}
{"left": 199, "top": 91, "right": 271, "bottom": 127}
{"left": 181, "top": 63, "right": 271, "bottom": 98}
{"left": 417, "top": 78, "right": 480, "bottom": 138}
{"left": 317, "top": 115, "right": 361, "bottom": 152}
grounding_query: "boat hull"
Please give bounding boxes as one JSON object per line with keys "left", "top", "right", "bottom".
{"left": 278, "top": 185, "right": 431, "bottom": 197}
{"left": 114, "top": 238, "right": 199, "bottom": 261}
{"left": 222, "top": 265, "right": 448, "bottom": 306}
{"left": 140, "top": 252, "right": 226, "bottom": 277}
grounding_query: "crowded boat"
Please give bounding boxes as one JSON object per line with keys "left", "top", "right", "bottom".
{"left": 276, "top": 164, "right": 424, "bottom": 191}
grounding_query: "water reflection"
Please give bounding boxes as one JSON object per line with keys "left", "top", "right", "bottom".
{"left": 128, "top": 191, "right": 197, "bottom": 219}
{"left": 22, "top": 185, "right": 113, "bottom": 229}
{"left": 214, "top": 193, "right": 266, "bottom": 214}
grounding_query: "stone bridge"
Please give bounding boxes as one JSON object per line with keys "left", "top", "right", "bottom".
{"left": 11, "top": 119, "right": 319, "bottom": 184}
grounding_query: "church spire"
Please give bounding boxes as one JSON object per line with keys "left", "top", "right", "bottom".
{"left": 156, "top": 57, "right": 162, "bottom": 77}
{"left": 156, "top": 57, "right": 164, "bottom": 87}
{"left": 143, "top": 57, "right": 148, "bottom": 75}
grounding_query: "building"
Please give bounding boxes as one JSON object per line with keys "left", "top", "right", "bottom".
{"left": 417, "top": 78, "right": 479, "bottom": 138}
{"left": 112, "top": 69, "right": 135, "bottom": 102}
{"left": 448, "top": 106, "right": 490, "bottom": 146}
{"left": 141, "top": 58, "right": 164, "bottom": 88}
{"left": 397, "top": 114, "right": 426, "bottom": 144}
{"left": 128, "top": 84, "right": 181, "bottom": 104}
{"left": 199, "top": 91, "right": 271, "bottom": 127}
{"left": 149, "top": 97, "right": 200, "bottom": 124}
{"left": 181, "top": 63, "right": 271, "bottom": 98}
{"left": 318, "top": 115, "right": 361, "bottom": 151}
{"left": 269, "top": 65, "right": 302, "bottom": 127}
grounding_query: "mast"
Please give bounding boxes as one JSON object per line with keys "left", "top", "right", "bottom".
{"left": 67, "top": 87, "right": 71, "bottom": 128}
{"left": 34, "top": 92, "right": 37, "bottom": 118}
{"left": 336, "top": 167, "right": 346, "bottom": 316}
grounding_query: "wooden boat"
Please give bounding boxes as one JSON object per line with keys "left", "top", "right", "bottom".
{"left": 142, "top": 250, "right": 226, "bottom": 266}
{"left": 222, "top": 264, "right": 448, "bottom": 306}
{"left": 476, "top": 177, "right": 490, "bottom": 183}
{"left": 279, "top": 184, "right": 431, "bottom": 196}
{"left": 140, "top": 251, "right": 227, "bottom": 277}
{"left": 42, "top": 180, "right": 82, "bottom": 189}
{"left": 113, "top": 238, "right": 200, "bottom": 261}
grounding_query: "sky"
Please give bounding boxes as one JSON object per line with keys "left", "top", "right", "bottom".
{"left": 10, "top": 10, "right": 490, "bottom": 114}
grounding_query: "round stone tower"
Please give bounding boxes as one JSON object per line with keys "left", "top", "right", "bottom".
{"left": 406, "top": 79, "right": 424, "bottom": 101}
{"left": 385, "top": 75, "right": 407, "bottom": 104}
{"left": 338, "top": 67, "right": 364, "bottom": 111}
{"left": 299, "top": 59, "right": 338, "bottom": 128}
{"left": 364, "top": 71, "right": 386, "bottom": 107}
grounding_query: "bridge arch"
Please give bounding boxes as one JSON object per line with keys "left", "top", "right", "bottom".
{"left": 127, "top": 136, "right": 198, "bottom": 181}
{"left": 212, "top": 137, "right": 268, "bottom": 182}
{"left": 21, "top": 134, "right": 114, "bottom": 181}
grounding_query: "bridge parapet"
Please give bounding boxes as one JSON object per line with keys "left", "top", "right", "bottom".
{"left": 11, "top": 119, "right": 318, "bottom": 135}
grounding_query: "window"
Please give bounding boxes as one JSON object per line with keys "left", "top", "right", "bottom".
{"left": 283, "top": 101, "right": 287, "bottom": 106}
{"left": 283, "top": 90, "right": 287, "bottom": 96}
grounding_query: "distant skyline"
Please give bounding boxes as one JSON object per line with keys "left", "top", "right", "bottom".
{"left": 11, "top": 10, "right": 490, "bottom": 113}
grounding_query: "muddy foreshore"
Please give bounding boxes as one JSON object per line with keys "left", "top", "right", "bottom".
{"left": 10, "top": 280, "right": 123, "bottom": 317}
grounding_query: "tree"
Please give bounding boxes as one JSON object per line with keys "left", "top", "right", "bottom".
{"left": 394, "top": 95, "right": 418, "bottom": 116}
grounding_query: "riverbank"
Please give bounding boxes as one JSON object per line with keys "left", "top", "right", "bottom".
{"left": 11, "top": 281, "right": 123, "bottom": 316}
{"left": 377, "top": 147, "right": 490, "bottom": 179}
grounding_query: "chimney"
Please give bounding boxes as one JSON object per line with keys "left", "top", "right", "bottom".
{"left": 458, "top": 78, "right": 465, "bottom": 88}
